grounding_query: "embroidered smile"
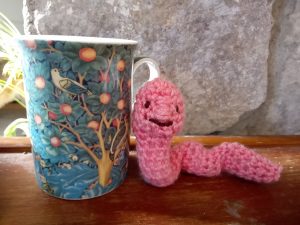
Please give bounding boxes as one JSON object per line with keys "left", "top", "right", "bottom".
{"left": 149, "top": 118, "right": 173, "bottom": 127}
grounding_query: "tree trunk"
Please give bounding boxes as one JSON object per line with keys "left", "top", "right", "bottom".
{"left": 98, "top": 151, "right": 113, "bottom": 186}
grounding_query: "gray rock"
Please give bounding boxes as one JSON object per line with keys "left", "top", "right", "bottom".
{"left": 23, "top": 0, "right": 274, "bottom": 134}
{"left": 223, "top": 0, "right": 300, "bottom": 135}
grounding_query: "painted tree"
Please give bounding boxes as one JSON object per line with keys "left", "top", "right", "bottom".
{"left": 23, "top": 40, "right": 132, "bottom": 187}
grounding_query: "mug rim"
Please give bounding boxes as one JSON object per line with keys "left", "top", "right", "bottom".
{"left": 15, "top": 35, "right": 138, "bottom": 45}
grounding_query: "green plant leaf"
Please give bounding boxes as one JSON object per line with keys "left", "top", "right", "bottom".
{"left": 0, "top": 13, "right": 20, "bottom": 36}
{"left": 63, "top": 51, "right": 77, "bottom": 59}
{"left": 90, "top": 61, "right": 101, "bottom": 70}
{"left": 95, "top": 56, "right": 107, "bottom": 71}
{"left": 0, "top": 12, "right": 23, "bottom": 109}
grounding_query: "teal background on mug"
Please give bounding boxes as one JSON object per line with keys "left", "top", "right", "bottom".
{"left": 18, "top": 38, "right": 134, "bottom": 199}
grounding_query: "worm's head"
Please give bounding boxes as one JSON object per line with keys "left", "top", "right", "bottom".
{"left": 132, "top": 78, "right": 184, "bottom": 138}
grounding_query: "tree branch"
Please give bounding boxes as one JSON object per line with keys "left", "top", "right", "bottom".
{"left": 95, "top": 117, "right": 106, "bottom": 157}
{"left": 119, "top": 76, "right": 124, "bottom": 95}
{"left": 78, "top": 72, "right": 86, "bottom": 85}
{"left": 109, "top": 121, "right": 122, "bottom": 154}
{"left": 65, "top": 141, "right": 99, "bottom": 163}
{"left": 41, "top": 45, "right": 61, "bottom": 53}
{"left": 92, "top": 144, "right": 102, "bottom": 149}
{"left": 81, "top": 94, "right": 94, "bottom": 117}
{"left": 112, "top": 120, "right": 129, "bottom": 159}
{"left": 101, "top": 112, "right": 113, "bottom": 129}
{"left": 105, "top": 47, "right": 116, "bottom": 75}
{"left": 50, "top": 120, "right": 99, "bottom": 163}
{"left": 104, "top": 47, "right": 116, "bottom": 90}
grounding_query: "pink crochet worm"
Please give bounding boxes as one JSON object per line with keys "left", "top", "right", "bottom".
{"left": 132, "top": 78, "right": 282, "bottom": 187}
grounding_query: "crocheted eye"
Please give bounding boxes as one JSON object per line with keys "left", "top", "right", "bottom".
{"left": 176, "top": 105, "right": 179, "bottom": 113}
{"left": 144, "top": 101, "right": 150, "bottom": 108}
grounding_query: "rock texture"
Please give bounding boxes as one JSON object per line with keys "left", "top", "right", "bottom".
{"left": 23, "top": 0, "right": 274, "bottom": 134}
{"left": 223, "top": 0, "right": 300, "bottom": 135}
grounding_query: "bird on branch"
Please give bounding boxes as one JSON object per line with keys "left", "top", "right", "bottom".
{"left": 51, "top": 68, "right": 92, "bottom": 96}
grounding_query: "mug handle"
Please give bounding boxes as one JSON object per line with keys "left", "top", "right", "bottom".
{"left": 133, "top": 57, "right": 160, "bottom": 81}
{"left": 131, "top": 57, "right": 160, "bottom": 106}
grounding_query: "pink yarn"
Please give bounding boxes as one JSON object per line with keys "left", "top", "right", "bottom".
{"left": 132, "top": 78, "right": 282, "bottom": 187}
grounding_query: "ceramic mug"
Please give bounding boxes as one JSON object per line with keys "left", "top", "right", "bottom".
{"left": 16, "top": 35, "right": 159, "bottom": 199}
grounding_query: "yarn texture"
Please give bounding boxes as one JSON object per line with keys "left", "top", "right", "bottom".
{"left": 132, "top": 78, "right": 282, "bottom": 187}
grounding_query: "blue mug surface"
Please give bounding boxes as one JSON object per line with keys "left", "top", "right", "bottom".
{"left": 17, "top": 35, "right": 138, "bottom": 199}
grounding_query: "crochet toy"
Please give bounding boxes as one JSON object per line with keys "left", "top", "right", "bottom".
{"left": 132, "top": 78, "right": 282, "bottom": 187}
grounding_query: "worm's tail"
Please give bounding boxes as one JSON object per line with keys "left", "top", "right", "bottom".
{"left": 215, "top": 142, "right": 282, "bottom": 183}
{"left": 180, "top": 142, "right": 282, "bottom": 183}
